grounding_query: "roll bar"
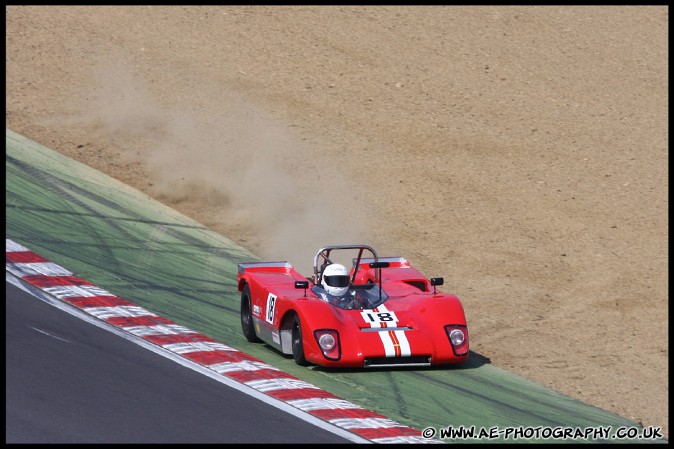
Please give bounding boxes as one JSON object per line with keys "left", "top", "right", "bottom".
{"left": 313, "top": 244, "right": 379, "bottom": 283}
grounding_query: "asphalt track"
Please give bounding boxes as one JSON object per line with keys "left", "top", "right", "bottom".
{"left": 5, "top": 280, "right": 349, "bottom": 444}
{"left": 5, "top": 128, "right": 665, "bottom": 444}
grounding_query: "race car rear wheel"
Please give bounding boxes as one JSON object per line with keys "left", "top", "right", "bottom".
{"left": 241, "top": 284, "right": 261, "bottom": 342}
{"left": 291, "top": 315, "right": 308, "bottom": 366}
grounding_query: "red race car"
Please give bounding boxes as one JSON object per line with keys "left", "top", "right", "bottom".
{"left": 236, "top": 244, "right": 469, "bottom": 368}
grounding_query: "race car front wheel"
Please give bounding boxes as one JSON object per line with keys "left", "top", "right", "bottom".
{"left": 292, "top": 315, "right": 308, "bottom": 366}
{"left": 241, "top": 284, "right": 261, "bottom": 342}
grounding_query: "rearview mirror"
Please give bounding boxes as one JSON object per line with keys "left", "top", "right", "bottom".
{"left": 295, "top": 280, "right": 309, "bottom": 298}
{"left": 430, "top": 277, "right": 443, "bottom": 294}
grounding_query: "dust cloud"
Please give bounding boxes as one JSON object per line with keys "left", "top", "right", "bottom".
{"left": 66, "top": 54, "right": 368, "bottom": 274}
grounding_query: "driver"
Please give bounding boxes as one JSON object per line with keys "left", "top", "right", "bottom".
{"left": 315, "top": 263, "right": 358, "bottom": 308}
{"left": 321, "top": 263, "right": 350, "bottom": 297}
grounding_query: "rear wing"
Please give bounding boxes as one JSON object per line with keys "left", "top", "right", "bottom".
{"left": 355, "top": 257, "right": 434, "bottom": 292}
{"left": 237, "top": 261, "right": 292, "bottom": 275}
{"left": 237, "top": 261, "right": 308, "bottom": 292}
{"left": 355, "top": 256, "right": 410, "bottom": 269}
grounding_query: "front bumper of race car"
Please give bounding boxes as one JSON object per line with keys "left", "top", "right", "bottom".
{"left": 303, "top": 325, "right": 468, "bottom": 368}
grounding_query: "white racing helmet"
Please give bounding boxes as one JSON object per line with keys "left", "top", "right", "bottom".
{"left": 321, "top": 263, "right": 350, "bottom": 297}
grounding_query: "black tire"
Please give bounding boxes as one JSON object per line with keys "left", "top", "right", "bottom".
{"left": 241, "top": 284, "right": 261, "bottom": 342}
{"left": 291, "top": 315, "right": 308, "bottom": 366}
